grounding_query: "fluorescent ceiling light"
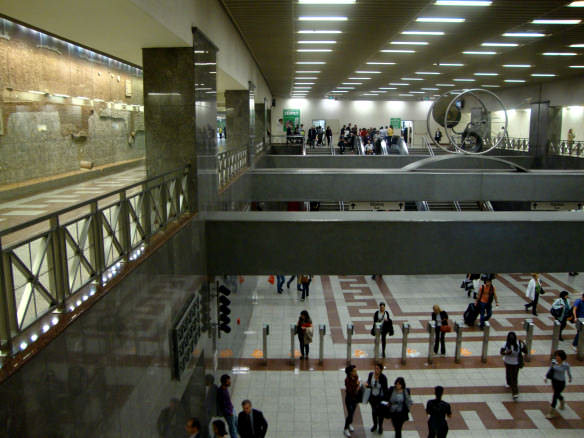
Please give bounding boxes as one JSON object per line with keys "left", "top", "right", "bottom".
{"left": 474, "top": 72, "right": 499, "bottom": 76}
{"left": 435, "top": 0, "right": 491, "bottom": 5}
{"left": 569, "top": 65, "right": 584, "bottom": 68}
{"left": 482, "top": 42, "right": 518, "bottom": 47}
{"left": 356, "top": 70, "right": 381, "bottom": 73}
{"left": 295, "top": 82, "right": 315, "bottom": 85}
{"left": 296, "top": 77, "right": 318, "bottom": 79}
{"left": 296, "top": 70, "right": 321, "bottom": 73}
{"left": 379, "top": 87, "right": 397, "bottom": 90}
{"left": 298, "top": 40, "right": 337, "bottom": 44}
{"left": 367, "top": 62, "right": 396, "bottom": 65}
{"left": 298, "top": 16, "right": 348, "bottom": 21}
{"left": 390, "top": 82, "right": 409, "bottom": 86}
{"left": 298, "top": 0, "right": 356, "bottom": 3}
{"left": 570, "top": 43, "right": 584, "bottom": 47}
{"left": 297, "top": 49, "right": 333, "bottom": 52}
{"left": 481, "top": 84, "right": 500, "bottom": 87}
{"left": 337, "top": 87, "right": 355, "bottom": 89}
{"left": 463, "top": 51, "right": 497, "bottom": 55}
{"left": 503, "top": 64, "right": 531, "bottom": 67}
{"left": 399, "top": 94, "right": 414, "bottom": 96}
{"left": 416, "top": 71, "right": 441, "bottom": 75}
{"left": 294, "top": 86, "right": 312, "bottom": 89}
{"left": 297, "top": 30, "right": 342, "bottom": 34}
{"left": 342, "top": 82, "right": 362, "bottom": 85}
{"left": 439, "top": 63, "right": 464, "bottom": 66}
{"left": 417, "top": 17, "right": 465, "bottom": 23}
{"left": 503, "top": 32, "right": 545, "bottom": 37}
{"left": 504, "top": 79, "right": 526, "bottom": 82}
{"left": 532, "top": 19, "right": 581, "bottom": 24}
{"left": 381, "top": 50, "right": 416, "bottom": 53}
{"left": 436, "top": 83, "right": 455, "bottom": 86}
{"left": 391, "top": 41, "right": 428, "bottom": 45}
{"left": 453, "top": 78, "right": 475, "bottom": 81}
{"left": 568, "top": 1, "right": 584, "bottom": 6}
{"left": 543, "top": 52, "right": 578, "bottom": 56}
{"left": 348, "top": 77, "right": 371, "bottom": 79}
{"left": 409, "top": 91, "right": 426, "bottom": 94}
{"left": 402, "top": 31, "right": 445, "bottom": 35}
{"left": 330, "top": 90, "right": 349, "bottom": 93}
{"left": 362, "top": 94, "right": 379, "bottom": 96}
{"left": 422, "top": 87, "right": 440, "bottom": 90}
{"left": 372, "top": 90, "right": 387, "bottom": 93}
{"left": 402, "top": 77, "right": 424, "bottom": 81}
{"left": 296, "top": 61, "right": 326, "bottom": 64}
{"left": 531, "top": 73, "right": 556, "bottom": 77}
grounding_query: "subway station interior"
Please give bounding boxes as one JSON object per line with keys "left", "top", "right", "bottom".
{"left": 2, "top": 0, "right": 584, "bottom": 437}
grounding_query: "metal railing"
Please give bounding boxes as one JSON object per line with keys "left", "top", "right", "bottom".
{"left": 0, "top": 165, "right": 194, "bottom": 358}
{"left": 496, "top": 137, "right": 584, "bottom": 158}
{"left": 218, "top": 148, "right": 248, "bottom": 189}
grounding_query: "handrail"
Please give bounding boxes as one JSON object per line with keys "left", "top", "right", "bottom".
{"left": 423, "top": 136, "right": 436, "bottom": 157}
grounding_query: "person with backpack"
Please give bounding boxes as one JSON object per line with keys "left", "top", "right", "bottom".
{"left": 365, "top": 362, "right": 388, "bottom": 434}
{"left": 572, "top": 292, "right": 584, "bottom": 350}
{"left": 372, "top": 302, "right": 394, "bottom": 358}
{"left": 343, "top": 365, "right": 361, "bottom": 437}
{"left": 544, "top": 349, "right": 572, "bottom": 418}
{"left": 476, "top": 277, "right": 499, "bottom": 330}
{"left": 524, "top": 273, "right": 543, "bottom": 316}
{"left": 386, "top": 377, "right": 412, "bottom": 438}
{"left": 296, "top": 310, "right": 313, "bottom": 359}
{"left": 299, "top": 275, "right": 311, "bottom": 301}
{"left": 551, "top": 291, "right": 571, "bottom": 341}
{"left": 500, "top": 331, "right": 526, "bottom": 400}
{"left": 426, "top": 385, "right": 452, "bottom": 438}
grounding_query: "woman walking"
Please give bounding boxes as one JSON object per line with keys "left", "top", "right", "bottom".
{"left": 344, "top": 365, "right": 361, "bottom": 437}
{"left": 524, "top": 273, "right": 543, "bottom": 316}
{"left": 500, "top": 331, "right": 526, "bottom": 400}
{"left": 545, "top": 349, "right": 572, "bottom": 418}
{"left": 431, "top": 305, "right": 449, "bottom": 356}
{"left": 296, "top": 310, "right": 313, "bottom": 359}
{"left": 426, "top": 385, "right": 452, "bottom": 438}
{"left": 365, "top": 362, "right": 388, "bottom": 434}
{"left": 387, "top": 377, "right": 412, "bottom": 438}
{"left": 372, "top": 302, "right": 393, "bottom": 357}
{"left": 551, "top": 291, "right": 571, "bottom": 341}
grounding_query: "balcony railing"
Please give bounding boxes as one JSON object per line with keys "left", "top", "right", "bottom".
{"left": 218, "top": 147, "right": 248, "bottom": 189}
{"left": 496, "top": 137, "right": 584, "bottom": 158}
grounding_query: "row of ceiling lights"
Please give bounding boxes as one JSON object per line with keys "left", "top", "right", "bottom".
{"left": 292, "top": 0, "right": 584, "bottom": 98}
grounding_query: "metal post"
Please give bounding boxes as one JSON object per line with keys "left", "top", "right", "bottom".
{"left": 577, "top": 320, "right": 584, "bottom": 361}
{"left": 47, "top": 216, "right": 69, "bottom": 311}
{"left": 141, "top": 183, "right": 152, "bottom": 241}
{"left": 454, "top": 321, "right": 463, "bottom": 364}
{"left": 160, "top": 181, "right": 168, "bottom": 226}
{"left": 401, "top": 323, "right": 409, "bottom": 365}
{"left": 186, "top": 164, "right": 197, "bottom": 213}
{"left": 0, "top": 241, "right": 16, "bottom": 356}
{"left": 118, "top": 192, "right": 131, "bottom": 261}
{"left": 550, "top": 319, "right": 561, "bottom": 358}
{"left": 428, "top": 320, "right": 436, "bottom": 364}
{"left": 523, "top": 319, "right": 534, "bottom": 362}
{"left": 481, "top": 321, "right": 490, "bottom": 363}
{"left": 262, "top": 324, "right": 269, "bottom": 364}
{"left": 290, "top": 324, "right": 296, "bottom": 365}
{"left": 88, "top": 201, "right": 105, "bottom": 284}
{"left": 374, "top": 322, "right": 381, "bottom": 362}
{"left": 346, "top": 323, "right": 354, "bottom": 364}
{"left": 319, "top": 324, "right": 326, "bottom": 365}
{"left": 173, "top": 174, "right": 181, "bottom": 216}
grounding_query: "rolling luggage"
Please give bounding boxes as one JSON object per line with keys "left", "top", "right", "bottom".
{"left": 464, "top": 302, "right": 479, "bottom": 326}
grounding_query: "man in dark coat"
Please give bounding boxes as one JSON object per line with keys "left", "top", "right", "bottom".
{"left": 237, "top": 400, "right": 268, "bottom": 438}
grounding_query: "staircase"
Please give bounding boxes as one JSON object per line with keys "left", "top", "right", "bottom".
{"left": 306, "top": 145, "right": 333, "bottom": 155}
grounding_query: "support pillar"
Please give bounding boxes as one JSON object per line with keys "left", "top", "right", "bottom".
{"left": 225, "top": 89, "right": 252, "bottom": 158}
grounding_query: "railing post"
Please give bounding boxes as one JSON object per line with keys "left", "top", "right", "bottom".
{"left": 262, "top": 324, "right": 269, "bottom": 365}
{"left": 346, "top": 323, "right": 354, "bottom": 364}
{"left": 159, "top": 180, "right": 168, "bottom": 226}
{"left": 401, "top": 323, "right": 409, "bottom": 365}
{"left": 576, "top": 320, "right": 584, "bottom": 361}
{"left": 141, "top": 183, "right": 152, "bottom": 241}
{"left": 47, "top": 216, "right": 69, "bottom": 311}
{"left": 427, "top": 320, "right": 436, "bottom": 364}
{"left": 454, "top": 321, "right": 463, "bottom": 364}
{"left": 173, "top": 173, "right": 182, "bottom": 216}
{"left": 0, "top": 241, "right": 16, "bottom": 356}
{"left": 88, "top": 201, "right": 105, "bottom": 284}
{"left": 523, "top": 319, "right": 534, "bottom": 362}
{"left": 374, "top": 322, "right": 381, "bottom": 362}
{"left": 551, "top": 319, "right": 561, "bottom": 358}
{"left": 118, "top": 192, "right": 131, "bottom": 261}
{"left": 290, "top": 324, "right": 296, "bottom": 365}
{"left": 481, "top": 321, "right": 490, "bottom": 363}
{"left": 319, "top": 324, "right": 326, "bottom": 365}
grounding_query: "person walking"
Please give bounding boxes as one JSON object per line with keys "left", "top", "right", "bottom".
{"left": 500, "top": 331, "right": 526, "bottom": 400}
{"left": 237, "top": 400, "right": 268, "bottom": 438}
{"left": 297, "top": 310, "right": 313, "bottom": 359}
{"left": 372, "top": 302, "right": 393, "bottom": 357}
{"left": 431, "top": 305, "right": 449, "bottom": 356}
{"left": 212, "top": 419, "right": 228, "bottom": 438}
{"left": 276, "top": 275, "right": 285, "bottom": 294}
{"left": 551, "top": 291, "right": 571, "bottom": 341}
{"left": 426, "top": 385, "right": 452, "bottom": 438}
{"left": 572, "top": 292, "right": 584, "bottom": 350}
{"left": 217, "top": 374, "right": 238, "bottom": 438}
{"left": 185, "top": 418, "right": 201, "bottom": 438}
{"left": 544, "top": 350, "right": 572, "bottom": 418}
{"left": 476, "top": 277, "right": 498, "bottom": 330}
{"left": 286, "top": 275, "right": 301, "bottom": 291}
{"left": 365, "top": 362, "right": 388, "bottom": 434}
{"left": 568, "top": 128, "right": 576, "bottom": 150}
{"left": 326, "top": 126, "right": 333, "bottom": 146}
{"left": 343, "top": 365, "right": 361, "bottom": 437}
{"left": 524, "top": 273, "right": 543, "bottom": 316}
{"left": 300, "top": 274, "right": 311, "bottom": 301}
{"left": 387, "top": 377, "right": 412, "bottom": 438}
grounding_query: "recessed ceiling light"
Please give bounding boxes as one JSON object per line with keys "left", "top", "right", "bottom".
{"left": 295, "top": 82, "right": 315, "bottom": 85}
{"left": 543, "top": 52, "right": 578, "bottom": 56}
{"left": 531, "top": 73, "right": 557, "bottom": 77}
{"left": 297, "top": 49, "right": 333, "bottom": 52}
{"left": 356, "top": 70, "right": 381, "bottom": 73}
{"left": 570, "top": 43, "right": 584, "bottom": 47}
{"left": 474, "top": 72, "right": 499, "bottom": 76}
{"left": 391, "top": 41, "right": 429, "bottom": 45}
{"left": 409, "top": 91, "right": 426, "bottom": 94}
{"left": 532, "top": 19, "right": 581, "bottom": 24}
{"left": 337, "top": 87, "right": 355, "bottom": 89}
{"left": 362, "top": 93, "right": 379, "bottom": 96}
{"left": 481, "top": 84, "right": 500, "bottom": 88}
{"left": 482, "top": 42, "right": 518, "bottom": 47}
{"left": 372, "top": 90, "right": 388, "bottom": 93}
{"left": 417, "top": 17, "right": 465, "bottom": 23}
{"left": 296, "top": 77, "right": 318, "bottom": 79}
{"left": 436, "top": 83, "right": 455, "bottom": 86}
{"left": 379, "top": 87, "right": 398, "bottom": 90}
{"left": 367, "top": 62, "right": 396, "bottom": 65}
{"left": 422, "top": 87, "right": 440, "bottom": 90}
{"left": 463, "top": 51, "right": 497, "bottom": 55}
{"left": 568, "top": 1, "right": 584, "bottom": 6}
{"left": 503, "top": 64, "right": 531, "bottom": 68}
{"left": 381, "top": 50, "right": 416, "bottom": 53}
{"left": 299, "top": 16, "right": 348, "bottom": 21}
{"left": 390, "top": 83, "right": 410, "bottom": 86}
{"left": 416, "top": 71, "right": 441, "bottom": 75}
{"left": 569, "top": 65, "right": 584, "bottom": 68}
{"left": 330, "top": 90, "right": 349, "bottom": 93}
{"left": 348, "top": 77, "right": 371, "bottom": 79}
{"left": 504, "top": 79, "right": 526, "bottom": 82}
{"left": 439, "top": 63, "right": 464, "bottom": 66}
{"left": 294, "top": 86, "right": 312, "bottom": 89}
{"left": 342, "top": 82, "right": 362, "bottom": 85}
{"left": 402, "top": 31, "right": 445, "bottom": 35}
{"left": 453, "top": 78, "right": 475, "bottom": 81}
{"left": 435, "top": 0, "right": 491, "bottom": 5}
{"left": 402, "top": 77, "right": 424, "bottom": 81}
{"left": 296, "top": 61, "right": 326, "bottom": 64}
{"left": 503, "top": 32, "right": 546, "bottom": 37}
{"left": 298, "top": 0, "right": 356, "bottom": 3}
{"left": 296, "top": 70, "right": 321, "bottom": 73}
{"left": 297, "top": 30, "right": 342, "bottom": 34}
{"left": 399, "top": 94, "right": 414, "bottom": 96}
{"left": 298, "top": 40, "right": 337, "bottom": 44}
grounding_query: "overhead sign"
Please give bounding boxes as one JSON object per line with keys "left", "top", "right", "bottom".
{"left": 390, "top": 118, "right": 401, "bottom": 131}
{"left": 283, "top": 108, "right": 301, "bottom": 132}
{"left": 348, "top": 201, "right": 404, "bottom": 211}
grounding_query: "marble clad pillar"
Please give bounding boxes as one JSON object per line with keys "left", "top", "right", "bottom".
{"left": 225, "top": 89, "right": 251, "bottom": 152}
{"left": 255, "top": 100, "right": 266, "bottom": 148}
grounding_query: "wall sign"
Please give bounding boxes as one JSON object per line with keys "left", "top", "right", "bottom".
{"left": 283, "top": 108, "right": 300, "bottom": 132}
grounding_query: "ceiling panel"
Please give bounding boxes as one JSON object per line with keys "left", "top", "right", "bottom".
{"left": 222, "top": 0, "right": 584, "bottom": 100}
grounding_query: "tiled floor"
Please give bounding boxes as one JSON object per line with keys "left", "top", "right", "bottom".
{"left": 225, "top": 274, "right": 584, "bottom": 437}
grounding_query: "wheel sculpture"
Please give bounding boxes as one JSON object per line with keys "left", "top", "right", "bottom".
{"left": 426, "top": 88, "right": 508, "bottom": 155}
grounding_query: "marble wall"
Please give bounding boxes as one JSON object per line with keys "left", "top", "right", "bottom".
{"left": 225, "top": 89, "right": 251, "bottom": 152}
{"left": 0, "top": 18, "right": 144, "bottom": 185}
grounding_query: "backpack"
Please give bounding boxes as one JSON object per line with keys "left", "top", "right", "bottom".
{"left": 479, "top": 284, "right": 494, "bottom": 304}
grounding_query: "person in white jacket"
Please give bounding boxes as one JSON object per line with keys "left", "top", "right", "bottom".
{"left": 524, "top": 273, "right": 542, "bottom": 316}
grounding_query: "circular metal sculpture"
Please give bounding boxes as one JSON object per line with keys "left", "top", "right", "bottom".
{"left": 426, "top": 88, "right": 508, "bottom": 155}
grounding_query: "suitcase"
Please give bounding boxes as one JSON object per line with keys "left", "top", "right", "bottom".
{"left": 464, "top": 302, "right": 479, "bottom": 326}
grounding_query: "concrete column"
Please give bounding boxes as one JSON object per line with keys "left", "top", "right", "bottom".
{"left": 255, "top": 101, "right": 266, "bottom": 149}
{"left": 225, "top": 89, "right": 251, "bottom": 152}
{"left": 529, "top": 101, "right": 562, "bottom": 163}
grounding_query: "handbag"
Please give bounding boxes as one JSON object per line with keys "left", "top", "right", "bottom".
{"left": 517, "top": 342, "right": 526, "bottom": 369}
{"left": 546, "top": 367, "right": 554, "bottom": 380}
{"left": 440, "top": 324, "right": 452, "bottom": 333}
{"left": 361, "top": 386, "right": 371, "bottom": 404}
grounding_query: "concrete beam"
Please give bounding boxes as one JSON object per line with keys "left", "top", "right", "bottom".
{"left": 204, "top": 212, "right": 584, "bottom": 274}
